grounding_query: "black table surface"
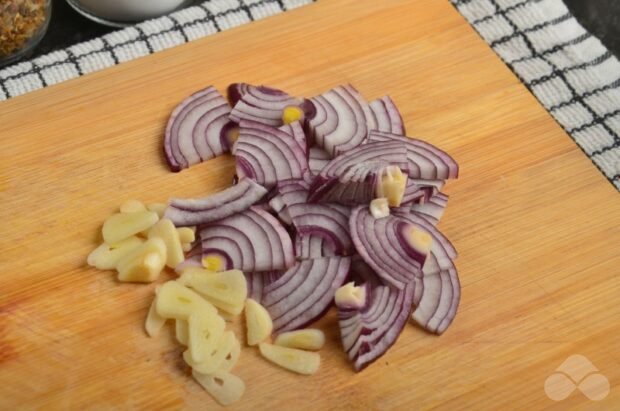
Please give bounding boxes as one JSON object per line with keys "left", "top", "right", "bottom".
{"left": 20, "top": 0, "right": 620, "bottom": 63}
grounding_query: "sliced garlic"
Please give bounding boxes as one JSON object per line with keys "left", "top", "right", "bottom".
{"left": 145, "top": 295, "right": 166, "bottom": 337}
{"left": 102, "top": 211, "right": 159, "bottom": 244}
{"left": 192, "top": 370, "right": 245, "bottom": 406}
{"left": 335, "top": 282, "right": 366, "bottom": 309}
{"left": 187, "top": 309, "right": 226, "bottom": 364}
{"left": 177, "top": 227, "right": 196, "bottom": 244}
{"left": 120, "top": 199, "right": 147, "bottom": 213}
{"left": 245, "top": 299, "right": 273, "bottom": 346}
{"left": 179, "top": 268, "right": 247, "bottom": 315}
{"left": 155, "top": 281, "right": 217, "bottom": 320}
{"left": 116, "top": 237, "right": 167, "bottom": 283}
{"left": 258, "top": 343, "right": 320, "bottom": 375}
{"left": 184, "top": 330, "right": 237, "bottom": 375}
{"left": 147, "top": 218, "right": 185, "bottom": 268}
{"left": 147, "top": 202, "right": 167, "bottom": 218}
{"left": 274, "top": 329, "right": 325, "bottom": 351}
{"left": 369, "top": 197, "right": 390, "bottom": 219}
{"left": 87, "top": 236, "right": 144, "bottom": 270}
{"left": 375, "top": 165, "right": 408, "bottom": 207}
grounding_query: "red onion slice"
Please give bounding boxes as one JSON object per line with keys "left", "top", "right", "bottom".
{"left": 410, "top": 192, "right": 449, "bottom": 224}
{"left": 279, "top": 121, "right": 307, "bottom": 155}
{"left": 308, "top": 141, "right": 409, "bottom": 205}
{"left": 411, "top": 268, "right": 460, "bottom": 335}
{"left": 262, "top": 257, "right": 351, "bottom": 332}
{"left": 288, "top": 203, "right": 354, "bottom": 255}
{"left": 350, "top": 255, "right": 383, "bottom": 287}
{"left": 229, "top": 84, "right": 302, "bottom": 127}
{"left": 392, "top": 210, "right": 457, "bottom": 265}
{"left": 200, "top": 206, "right": 294, "bottom": 272}
{"left": 244, "top": 271, "right": 284, "bottom": 304}
{"left": 235, "top": 120, "right": 309, "bottom": 188}
{"left": 306, "top": 85, "right": 376, "bottom": 157}
{"left": 350, "top": 206, "right": 432, "bottom": 289}
{"left": 164, "top": 178, "right": 268, "bottom": 226}
{"left": 336, "top": 282, "right": 415, "bottom": 371}
{"left": 369, "top": 96, "right": 405, "bottom": 135}
{"left": 164, "top": 86, "right": 235, "bottom": 172}
{"left": 294, "top": 233, "right": 337, "bottom": 259}
{"left": 308, "top": 147, "right": 331, "bottom": 175}
{"left": 368, "top": 131, "right": 458, "bottom": 180}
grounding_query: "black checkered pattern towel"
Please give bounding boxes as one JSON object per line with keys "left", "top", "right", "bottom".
{"left": 1, "top": 0, "right": 618, "bottom": 190}
{"left": 0, "top": 0, "right": 312, "bottom": 100}
{"left": 452, "top": 0, "right": 620, "bottom": 190}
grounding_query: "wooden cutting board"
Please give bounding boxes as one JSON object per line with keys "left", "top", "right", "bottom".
{"left": 1, "top": 0, "right": 618, "bottom": 409}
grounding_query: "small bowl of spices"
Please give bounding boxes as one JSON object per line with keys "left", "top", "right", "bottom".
{"left": 0, "top": 0, "right": 52, "bottom": 67}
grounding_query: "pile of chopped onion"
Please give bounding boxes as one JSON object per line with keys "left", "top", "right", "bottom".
{"left": 94, "top": 82, "right": 461, "bottom": 405}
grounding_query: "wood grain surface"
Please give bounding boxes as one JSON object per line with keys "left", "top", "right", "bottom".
{"left": 1, "top": 0, "right": 619, "bottom": 409}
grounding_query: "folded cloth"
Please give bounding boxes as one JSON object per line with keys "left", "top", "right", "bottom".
{"left": 452, "top": 0, "right": 620, "bottom": 190}
{"left": 0, "top": 0, "right": 313, "bottom": 100}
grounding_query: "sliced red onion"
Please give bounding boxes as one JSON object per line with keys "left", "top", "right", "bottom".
{"left": 235, "top": 120, "right": 308, "bottom": 188}
{"left": 308, "top": 141, "right": 409, "bottom": 204}
{"left": 263, "top": 257, "right": 351, "bottom": 332}
{"left": 368, "top": 131, "right": 458, "bottom": 180}
{"left": 294, "top": 233, "right": 337, "bottom": 259}
{"left": 349, "top": 255, "right": 383, "bottom": 287}
{"left": 200, "top": 206, "right": 294, "bottom": 272}
{"left": 411, "top": 268, "right": 460, "bottom": 335}
{"left": 164, "top": 86, "right": 235, "bottom": 172}
{"left": 369, "top": 96, "right": 405, "bottom": 135}
{"left": 229, "top": 84, "right": 302, "bottom": 127}
{"left": 391, "top": 210, "right": 457, "bottom": 268}
{"left": 336, "top": 282, "right": 414, "bottom": 371}
{"left": 349, "top": 206, "right": 432, "bottom": 289}
{"left": 410, "top": 192, "right": 449, "bottom": 224}
{"left": 308, "top": 147, "right": 331, "bottom": 175}
{"left": 279, "top": 121, "right": 307, "bottom": 155}
{"left": 164, "top": 178, "right": 268, "bottom": 226}
{"left": 268, "top": 179, "right": 310, "bottom": 224}
{"left": 288, "top": 203, "right": 354, "bottom": 255}
{"left": 244, "top": 271, "right": 284, "bottom": 304}
{"left": 306, "top": 85, "right": 376, "bottom": 157}
{"left": 317, "top": 141, "right": 409, "bottom": 178}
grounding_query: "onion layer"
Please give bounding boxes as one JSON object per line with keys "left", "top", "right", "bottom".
{"left": 288, "top": 203, "right": 353, "bottom": 256}
{"left": 229, "top": 83, "right": 302, "bottom": 127}
{"left": 262, "top": 257, "right": 351, "bottom": 332}
{"left": 368, "top": 131, "right": 458, "bottom": 180}
{"left": 306, "top": 85, "right": 376, "bottom": 157}
{"left": 244, "top": 271, "right": 284, "bottom": 304}
{"left": 308, "top": 141, "right": 409, "bottom": 205}
{"left": 308, "top": 147, "right": 331, "bottom": 175}
{"left": 164, "top": 86, "right": 235, "bottom": 172}
{"left": 369, "top": 96, "right": 405, "bottom": 135}
{"left": 410, "top": 192, "right": 449, "bottom": 225}
{"left": 164, "top": 178, "right": 268, "bottom": 226}
{"left": 336, "top": 282, "right": 415, "bottom": 371}
{"left": 235, "top": 120, "right": 309, "bottom": 188}
{"left": 200, "top": 206, "right": 295, "bottom": 272}
{"left": 349, "top": 206, "right": 432, "bottom": 289}
{"left": 411, "top": 268, "right": 460, "bottom": 335}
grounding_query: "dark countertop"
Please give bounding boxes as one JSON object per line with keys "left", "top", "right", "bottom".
{"left": 22, "top": 0, "right": 620, "bottom": 62}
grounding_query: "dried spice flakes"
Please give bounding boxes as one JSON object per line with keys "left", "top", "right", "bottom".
{"left": 0, "top": 0, "right": 48, "bottom": 57}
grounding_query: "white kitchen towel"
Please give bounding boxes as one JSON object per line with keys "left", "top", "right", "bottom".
{"left": 452, "top": 0, "right": 620, "bottom": 189}
{"left": 1, "top": 0, "right": 618, "bottom": 189}
{"left": 0, "top": 0, "right": 313, "bottom": 100}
